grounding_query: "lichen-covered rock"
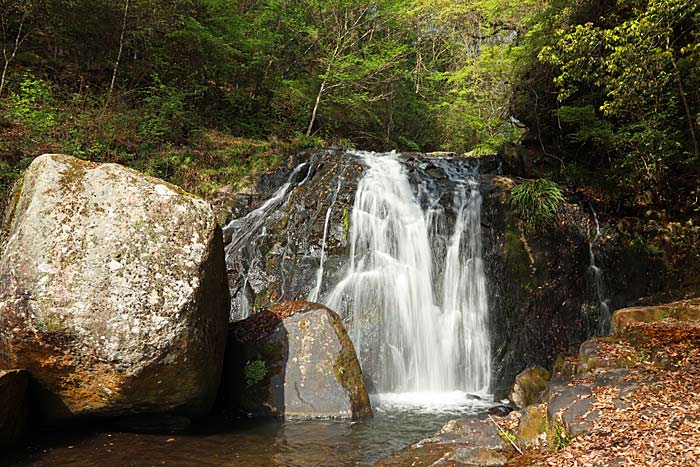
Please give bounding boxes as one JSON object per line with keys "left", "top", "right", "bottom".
{"left": 509, "top": 367, "right": 549, "bottom": 409}
{"left": 222, "top": 300, "right": 371, "bottom": 420}
{"left": 0, "top": 154, "right": 229, "bottom": 419}
{"left": 0, "top": 369, "right": 31, "bottom": 445}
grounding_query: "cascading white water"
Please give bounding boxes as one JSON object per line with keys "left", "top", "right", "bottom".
{"left": 588, "top": 208, "right": 611, "bottom": 335}
{"left": 325, "top": 151, "right": 491, "bottom": 395}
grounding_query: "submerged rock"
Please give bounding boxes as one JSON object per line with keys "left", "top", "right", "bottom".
{"left": 0, "top": 369, "right": 31, "bottom": 446}
{"left": 375, "top": 417, "right": 509, "bottom": 467}
{"left": 0, "top": 154, "right": 230, "bottom": 420}
{"left": 509, "top": 367, "right": 549, "bottom": 409}
{"left": 222, "top": 300, "right": 372, "bottom": 420}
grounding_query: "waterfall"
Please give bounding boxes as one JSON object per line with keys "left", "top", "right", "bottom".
{"left": 325, "top": 151, "right": 491, "bottom": 395}
{"left": 588, "top": 208, "right": 611, "bottom": 335}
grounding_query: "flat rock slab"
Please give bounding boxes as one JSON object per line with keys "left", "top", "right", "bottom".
{"left": 0, "top": 154, "right": 230, "bottom": 419}
{"left": 223, "top": 301, "right": 371, "bottom": 420}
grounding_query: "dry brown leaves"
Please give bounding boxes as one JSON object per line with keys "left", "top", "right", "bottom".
{"left": 509, "top": 318, "right": 700, "bottom": 467}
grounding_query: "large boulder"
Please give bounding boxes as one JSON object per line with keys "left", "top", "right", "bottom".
{"left": 222, "top": 301, "right": 372, "bottom": 420}
{"left": 0, "top": 369, "right": 32, "bottom": 445}
{"left": 0, "top": 154, "right": 229, "bottom": 420}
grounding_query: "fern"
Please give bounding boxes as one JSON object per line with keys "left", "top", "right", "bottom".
{"left": 510, "top": 178, "right": 565, "bottom": 228}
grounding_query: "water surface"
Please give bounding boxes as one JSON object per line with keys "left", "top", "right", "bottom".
{"left": 5, "top": 393, "right": 495, "bottom": 467}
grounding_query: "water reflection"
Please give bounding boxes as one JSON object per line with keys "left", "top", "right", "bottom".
{"left": 5, "top": 396, "right": 495, "bottom": 467}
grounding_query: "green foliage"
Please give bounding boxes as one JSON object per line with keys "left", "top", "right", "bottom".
{"left": 552, "top": 419, "right": 572, "bottom": 451}
{"left": 519, "top": 0, "right": 700, "bottom": 214}
{"left": 139, "top": 79, "right": 193, "bottom": 145}
{"left": 244, "top": 359, "right": 268, "bottom": 387}
{"left": 510, "top": 178, "right": 565, "bottom": 228}
{"left": 6, "top": 74, "right": 58, "bottom": 132}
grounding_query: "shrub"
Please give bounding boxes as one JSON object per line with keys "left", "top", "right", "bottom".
{"left": 244, "top": 359, "right": 268, "bottom": 387}
{"left": 510, "top": 178, "right": 565, "bottom": 228}
{"left": 6, "top": 73, "right": 58, "bottom": 132}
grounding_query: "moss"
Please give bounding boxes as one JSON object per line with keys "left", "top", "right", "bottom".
{"left": 342, "top": 207, "right": 350, "bottom": 241}
{"left": 329, "top": 313, "right": 372, "bottom": 419}
{"left": 243, "top": 359, "right": 268, "bottom": 387}
{"left": 503, "top": 209, "right": 535, "bottom": 288}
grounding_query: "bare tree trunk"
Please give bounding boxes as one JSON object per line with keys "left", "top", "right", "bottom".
{"left": 306, "top": 79, "right": 326, "bottom": 136}
{"left": 0, "top": 8, "right": 27, "bottom": 97}
{"left": 108, "top": 0, "right": 129, "bottom": 99}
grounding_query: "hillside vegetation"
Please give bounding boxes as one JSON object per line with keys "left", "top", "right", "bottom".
{"left": 0, "top": 0, "right": 698, "bottom": 219}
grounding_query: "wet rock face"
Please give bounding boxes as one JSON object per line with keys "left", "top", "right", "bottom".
{"left": 224, "top": 150, "right": 364, "bottom": 321}
{"left": 0, "top": 369, "right": 32, "bottom": 446}
{"left": 480, "top": 176, "right": 664, "bottom": 398}
{"left": 222, "top": 301, "right": 372, "bottom": 420}
{"left": 0, "top": 154, "right": 230, "bottom": 420}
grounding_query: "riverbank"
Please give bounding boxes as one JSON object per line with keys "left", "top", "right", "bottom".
{"left": 375, "top": 295, "right": 700, "bottom": 467}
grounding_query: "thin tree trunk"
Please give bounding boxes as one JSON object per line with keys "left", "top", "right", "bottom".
{"left": 108, "top": 0, "right": 129, "bottom": 99}
{"left": 0, "top": 9, "right": 27, "bottom": 97}
{"left": 306, "top": 79, "right": 326, "bottom": 136}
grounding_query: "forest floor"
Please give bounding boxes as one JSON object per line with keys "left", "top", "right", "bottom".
{"left": 506, "top": 298, "right": 700, "bottom": 467}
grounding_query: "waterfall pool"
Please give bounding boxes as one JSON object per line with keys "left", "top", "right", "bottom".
{"left": 5, "top": 394, "right": 498, "bottom": 467}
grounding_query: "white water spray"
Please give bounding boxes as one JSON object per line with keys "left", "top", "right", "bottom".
{"left": 588, "top": 208, "right": 611, "bottom": 335}
{"left": 325, "top": 151, "right": 491, "bottom": 395}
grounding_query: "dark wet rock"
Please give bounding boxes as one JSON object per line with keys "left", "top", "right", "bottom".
{"left": 221, "top": 301, "right": 371, "bottom": 420}
{"left": 0, "top": 154, "right": 230, "bottom": 420}
{"left": 0, "top": 369, "right": 32, "bottom": 446}
{"left": 487, "top": 405, "right": 513, "bottom": 417}
{"left": 224, "top": 150, "right": 364, "bottom": 321}
{"left": 509, "top": 367, "right": 549, "bottom": 409}
{"left": 481, "top": 175, "right": 665, "bottom": 398}
{"left": 222, "top": 149, "right": 664, "bottom": 397}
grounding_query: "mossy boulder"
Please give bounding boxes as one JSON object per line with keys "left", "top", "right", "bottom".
{"left": 509, "top": 367, "right": 550, "bottom": 409}
{"left": 0, "top": 154, "right": 230, "bottom": 420}
{"left": 222, "top": 301, "right": 372, "bottom": 420}
{"left": 0, "top": 369, "right": 32, "bottom": 446}
{"left": 515, "top": 404, "right": 548, "bottom": 448}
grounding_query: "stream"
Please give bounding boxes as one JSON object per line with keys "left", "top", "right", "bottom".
{"left": 5, "top": 395, "right": 496, "bottom": 467}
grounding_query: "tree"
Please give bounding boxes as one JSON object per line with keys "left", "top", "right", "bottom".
{"left": 0, "top": 0, "right": 38, "bottom": 96}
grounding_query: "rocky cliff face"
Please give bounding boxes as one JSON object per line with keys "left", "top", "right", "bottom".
{"left": 222, "top": 149, "right": 664, "bottom": 396}
{"left": 0, "top": 154, "right": 230, "bottom": 420}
